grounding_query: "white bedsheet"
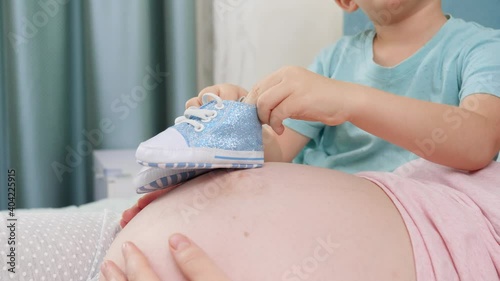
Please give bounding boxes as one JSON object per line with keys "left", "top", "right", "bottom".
{"left": 1, "top": 196, "right": 141, "bottom": 281}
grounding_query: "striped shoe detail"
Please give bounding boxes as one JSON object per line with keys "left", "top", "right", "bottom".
{"left": 137, "top": 161, "right": 263, "bottom": 169}
{"left": 136, "top": 170, "right": 209, "bottom": 194}
{"left": 213, "top": 156, "right": 265, "bottom": 161}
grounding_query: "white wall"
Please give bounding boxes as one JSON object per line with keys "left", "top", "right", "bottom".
{"left": 196, "top": 0, "right": 215, "bottom": 90}
{"left": 213, "top": 0, "right": 343, "bottom": 90}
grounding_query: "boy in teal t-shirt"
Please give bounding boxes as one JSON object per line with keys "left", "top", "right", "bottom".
{"left": 282, "top": 15, "right": 500, "bottom": 173}
{"left": 188, "top": 0, "right": 500, "bottom": 174}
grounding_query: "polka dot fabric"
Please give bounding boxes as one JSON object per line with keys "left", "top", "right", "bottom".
{"left": 0, "top": 209, "right": 121, "bottom": 281}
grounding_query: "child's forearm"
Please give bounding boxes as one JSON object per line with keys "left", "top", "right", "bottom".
{"left": 262, "top": 125, "right": 311, "bottom": 163}
{"left": 344, "top": 83, "right": 499, "bottom": 171}
{"left": 263, "top": 125, "right": 285, "bottom": 162}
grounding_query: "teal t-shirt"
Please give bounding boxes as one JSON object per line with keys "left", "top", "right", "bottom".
{"left": 283, "top": 16, "right": 500, "bottom": 173}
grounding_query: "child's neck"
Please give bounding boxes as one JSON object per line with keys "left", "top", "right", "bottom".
{"left": 372, "top": 3, "right": 448, "bottom": 67}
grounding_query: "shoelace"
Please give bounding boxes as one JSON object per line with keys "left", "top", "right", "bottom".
{"left": 175, "top": 93, "right": 225, "bottom": 132}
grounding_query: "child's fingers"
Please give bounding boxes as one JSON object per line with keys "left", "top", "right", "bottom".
{"left": 186, "top": 97, "right": 202, "bottom": 108}
{"left": 122, "top": 242, "right": 162, "bottom": 281}
{"left": 256, "top": 83, "right": 292, "bottom": 133}
{"left": 247, "top": 68, "right": 286, "bottom": 106}
{"left": 169, "top": 233, "right": 231, "bottom": 281}
{"left": 187, "top": 84, "right": 248, "bottom": 108}
{"left": 197, "top": 84, "right": 248, "bottom": 102}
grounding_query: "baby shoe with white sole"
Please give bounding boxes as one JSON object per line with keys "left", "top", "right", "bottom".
{"left": 135, "top": 166, "right": 211, "bottom": 194}
{"left": 135, "top": 93, "right": 264, "bottom": 169}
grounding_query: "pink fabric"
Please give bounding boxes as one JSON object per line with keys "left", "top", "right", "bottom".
{"left": 358, "top": 159, "right": 500, "bottom": 281}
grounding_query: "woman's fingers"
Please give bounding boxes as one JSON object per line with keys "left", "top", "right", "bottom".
{"left": 100, "top": 235, "right": 230, "bottom": 281}
{"left": 100, "top": 242, "right": 161, "bottom": 281}
{"left": 101, "top": 260, "right": 128, "bottom": 281}
{"left": 137, "top": 187, "right": 173, "bottom": 209}
{"left": 120, "top": 204, "right": 141, "bottom": 228}
{"left": 122, "top": 185, "right": 180, "bottom": 228}
{"left": 169, "top": 233, "right": 231, "bottom": 281}
{"left": 123, "top": 242, "right": 162, "bottom": 281}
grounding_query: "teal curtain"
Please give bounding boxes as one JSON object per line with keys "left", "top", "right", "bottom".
{"left": 0, "top": 0, "right": 198, "bottom": 210}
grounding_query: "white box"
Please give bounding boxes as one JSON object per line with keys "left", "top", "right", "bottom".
{"left": 93, "top": 149, "right": 143, "bottom": 200}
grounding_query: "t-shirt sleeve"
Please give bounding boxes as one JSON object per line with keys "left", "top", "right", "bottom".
{"left": 459, "top": 31, "right": 500, "bottom": 101}
{"left": 283, "top": 44, "right": 338, "bottom": 139}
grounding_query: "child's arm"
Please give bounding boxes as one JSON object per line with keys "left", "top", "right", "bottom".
{"left": 248, "top": 66, "right": 500, "bottom": 171}
{"left": 347, "top": 85, "right": 500, "bottom": 171}
{"left": 262, "top": 125, "right": 310, "bottom": 162}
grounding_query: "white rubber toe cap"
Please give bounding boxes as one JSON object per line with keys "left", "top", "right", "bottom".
{"left": 135, "top": 127, "right": 188, "bottom": 163}
{"left": 134, "top": 166, "right": 184, "bottom": 187}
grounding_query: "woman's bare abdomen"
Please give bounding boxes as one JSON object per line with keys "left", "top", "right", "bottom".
{"left": 100, "top": 163, "right": 415, "bottom": 281}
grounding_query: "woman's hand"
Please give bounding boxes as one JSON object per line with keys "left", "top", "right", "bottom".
{"left": 120, "top": 187, "right": 174, "bottom": 228}
{"left": 186, "top": 84, "right": 248, "bottom": 108}
{"left": 100, "top": 233, "right": 230, "bottom": 281}
{"left": 246, "top": 66, "right": 355, "bottom": 135}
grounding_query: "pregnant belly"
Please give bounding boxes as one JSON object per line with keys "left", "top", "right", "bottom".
{"left": 100, "top": 162, "right": 414, "bottom": 281}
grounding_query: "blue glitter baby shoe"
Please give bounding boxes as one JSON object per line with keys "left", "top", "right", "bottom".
{"left": 134, "top": 166, "right": 211, "bottom": 194}
{"left": 135, "top": 93, "right": 264, "bottom": 169}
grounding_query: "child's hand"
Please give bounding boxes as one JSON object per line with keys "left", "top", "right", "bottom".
{"left": 186, "top": 84, "right": 248, "bottom": 108}
{"left": 246, "top": 66, "right": 353, "bottom": 135}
